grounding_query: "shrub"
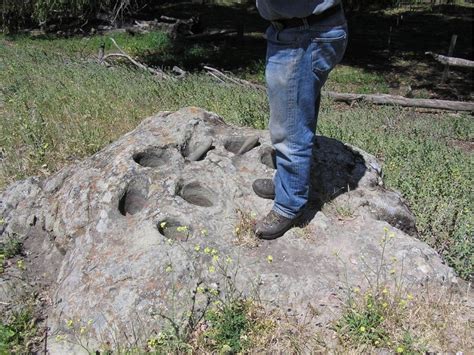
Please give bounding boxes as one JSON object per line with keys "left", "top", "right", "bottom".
{"left": 1, "top": 0, "right": 150, "bottom": 32}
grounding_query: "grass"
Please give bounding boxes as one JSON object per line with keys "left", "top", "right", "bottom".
{"left": 233, "top": 209, "right": 259, "bottom": 248}
{"left": 336, "top": 282, "right": 472, "bottom": 353}
{"left": 336, "top": 233, "right": 472, "bottom": 353}
{"left": 327, "top": 65, "right": 391, "bottom": 94}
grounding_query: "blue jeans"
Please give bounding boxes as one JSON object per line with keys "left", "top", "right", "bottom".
{"left": 265, "top": 20, "right": 348, "bottom": 218}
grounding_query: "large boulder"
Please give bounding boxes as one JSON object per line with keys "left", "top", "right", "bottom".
{"left": 0, "top": 107, "right": 459, "bottom": 352}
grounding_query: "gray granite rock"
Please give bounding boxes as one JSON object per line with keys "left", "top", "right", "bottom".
{"left": 0, "top": 107, "right": 459, "bottom": 352}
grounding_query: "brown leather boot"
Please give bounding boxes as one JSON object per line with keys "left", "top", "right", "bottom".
{"left": 255, "top": 210, "right": 301, "bottom": 240}
{"left": 252, "top": 179, "right": 275, "bottom": 200}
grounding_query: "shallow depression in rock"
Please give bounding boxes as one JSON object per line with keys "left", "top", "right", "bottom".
{"left": 118, "top": 178, "right": 149, "bottom": 216}
{"left": 224, "top": 136, "right": 260, "bottom": 155}
{"left": 157, "top": 219, "right": 192, "bottom": 241}
{"left": 260, "top": 147, "right": 276, "bottom": 169}
{"left": 176, "top": 181, "right": 215, "bottom": 207}
{"left": 182, "top": 137, "right": 214, "bottom": 161}
{"left": 133, "top": 147, "right": 171, "bottom": 167}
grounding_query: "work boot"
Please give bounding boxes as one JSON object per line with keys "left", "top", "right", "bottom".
{"left": 252, "top": 179, "right": 275, "bottom": 200}
{"left": 255, "top": 210, "right": 300, "bottom": 240}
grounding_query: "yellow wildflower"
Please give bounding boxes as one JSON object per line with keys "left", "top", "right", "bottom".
{"left": 176, "top": 225, "right": 188, "bottom": 233}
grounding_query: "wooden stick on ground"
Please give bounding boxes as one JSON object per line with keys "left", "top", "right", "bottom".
{"left": 100, "top": 38, "right": 169, "bottom": 79}
{"left": 426, "top": 51, "right": 474, "bottom": 68}
{"left": 203, "top": 65, "right": 473, "bottom": 112}
{"left": 203, "top": 66, "right": 266, "bottom": 91}
{"left": 325, "top": 91, "right": 474, "bottom": 112}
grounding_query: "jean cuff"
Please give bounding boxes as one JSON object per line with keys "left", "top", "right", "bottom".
{"left": 272, "top": 205, "right": 296, "bottom": 219}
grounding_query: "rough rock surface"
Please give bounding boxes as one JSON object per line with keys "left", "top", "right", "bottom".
{"left": 0, "top": 107, "right": 459, "bottom": 352}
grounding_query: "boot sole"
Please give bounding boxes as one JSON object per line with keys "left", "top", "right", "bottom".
{"left": 253, "top": 190, "right": 275, "bottom": 200}
{"left": 257, "top": 223, "right": 293, "bottom": 240}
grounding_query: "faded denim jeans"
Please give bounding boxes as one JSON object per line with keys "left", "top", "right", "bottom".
{"left": 265, "top": 18, "right": 348, "bottom": 218}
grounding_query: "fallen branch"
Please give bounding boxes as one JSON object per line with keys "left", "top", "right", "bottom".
{"left": 100, "top": 38, "right": 168, "bottom": 79}
{"left": 172, "top": 66, "right": 187, "bottom": 79}
{"left": 186, "top": 29, "right": 237, "bottom": 40}
{"left": 202, "top": 66, "right": 474, "bottom": 112}
{"left": 426, "top": 52, "right": 474, "bottom": 68}
{"left": 325, "top": 91, "right": 474, "bottom": 112}
{"left": 203, "top": 66, "right": 265, "bottom": 91}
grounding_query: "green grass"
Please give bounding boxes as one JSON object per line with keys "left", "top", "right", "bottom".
{"left": 0, "top": 31, "right": 472, "bottom": 283}
{"left": 327, "top": 65, "right": 391, "bottom": 94}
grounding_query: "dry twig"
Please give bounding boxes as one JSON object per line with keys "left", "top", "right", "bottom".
{"left": 100, "top": 38, "right": 169, "bottom": 79}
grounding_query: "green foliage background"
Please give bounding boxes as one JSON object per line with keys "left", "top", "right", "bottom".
{"left": 1, "top": 0, "right": 149, "bottom": 31}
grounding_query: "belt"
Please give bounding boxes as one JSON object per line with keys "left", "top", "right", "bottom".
{"left": 271, "top": 4, "right": 343, "bottom": 30}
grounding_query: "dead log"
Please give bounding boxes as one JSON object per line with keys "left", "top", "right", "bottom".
{"left": 202, "top": 66, "right": 473, "bottom": 112}
{"left": 325, "top": 91, "right": 474, "bottom": 112}
{"left": 426, "top": 51, "right": 474, "bottom": 68}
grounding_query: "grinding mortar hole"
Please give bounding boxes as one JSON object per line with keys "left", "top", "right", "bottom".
{"left": 176, "top": 181, "right": 215, "bottom": 207}
{"left": 133, "top": 147, "right": 170, "bottom": 168}
{"left": 182, "top": 137, "right": 215, "bottom": 161}
{"left": 157, "top": 219, "right": 192, "bottom": 241}
{"left": 260, "top": 147, "right": 276, "bottom": 169}
{"left": 118, "top": 178, "right": 149, "bottom": 216}
{"left": 224, "top": 136, "right": 260, "bottom": 155}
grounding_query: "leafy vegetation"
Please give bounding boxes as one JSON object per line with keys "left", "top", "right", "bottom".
{"left": 0, "top": 308, "right": 37, "bottom": 353}
{"left": 1, "top": 0, "right": 150, "bottom": 31}
{"left": 0, "top": 235, "right": 22, "bottom": 260}
{"left": 204, "top": 300, "right": 250, "bottom": 352}
{"left": 0, "top": 235, "right": 23, "bottom": 273}
{"left": 336, "top": 232, "right": 472, "bottom": 353}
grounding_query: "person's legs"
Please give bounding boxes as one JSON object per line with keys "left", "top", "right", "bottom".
{"left": 255, "top": 22, "right": 347, "bottom": 238}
